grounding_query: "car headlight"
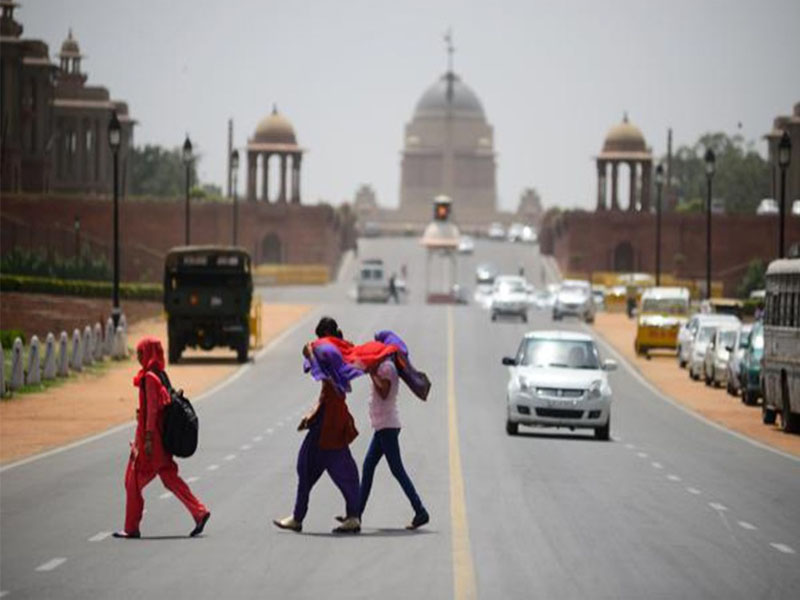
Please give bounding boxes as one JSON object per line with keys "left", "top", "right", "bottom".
{"left": 588, "top": 380, "right": 603, "bottom": 400}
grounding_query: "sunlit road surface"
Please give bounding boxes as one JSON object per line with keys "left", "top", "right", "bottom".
{"left": 1, "top": 238, "right": 799, "bottom": 600}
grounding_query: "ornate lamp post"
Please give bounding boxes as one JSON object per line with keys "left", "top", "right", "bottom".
{"left": 182, "top": 135, "right": 193, "bottom": 245}
{"left": 654, "top": 163, "right": 664, "bottom": 286}
{"left": 231, "top": 149, "right": 240, "bottom": 245}
{"left": 778, "top": 131, "right": 792, "bottom": 258}
{"left": 704, "top": 148, "right": 716, "bottom": 300}
{"left": 73, "top": 215, "right": 81, "bottom": 259}
{"left": 107, "top": 111, "right": 122, "bottom": 327}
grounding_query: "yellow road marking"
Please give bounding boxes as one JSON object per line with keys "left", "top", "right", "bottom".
{"left": 448, "top": 307, "right": 478, "bottom": 600}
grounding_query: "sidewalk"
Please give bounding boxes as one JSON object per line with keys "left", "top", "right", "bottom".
{"left": 593, "top": 312, "right": 800, "bottom": 458}
{"left": 0, "top": 303, "right": 312, "bottom": 465}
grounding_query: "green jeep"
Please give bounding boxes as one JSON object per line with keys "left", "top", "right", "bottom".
{"left": 164, "top": 246, "right": 253, "bottom": 364}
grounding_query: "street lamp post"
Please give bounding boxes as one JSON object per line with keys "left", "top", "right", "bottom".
{"left": 73, "top": 215, "right": 81, "bottom": 259}
{"left": 704, "top": 148, "right": 716, "bottom": 300}
{"left": 231, "top": 149, "right": 240, "bottom": 245}
{"left": 654, "top": 164, "right": 664, "bottom": 286}
{"left": 108, "top": 111, "right": 122, "bottom": 327}
{"left": 182, "top": 135, "right": 193, "bottom": 245}
{"left": 778, "top": 131, "right": 792, "bottom": 258}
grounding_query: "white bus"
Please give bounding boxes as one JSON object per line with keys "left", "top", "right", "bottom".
{"left": 762, "top": 258, "right": 800, "bottom": 432}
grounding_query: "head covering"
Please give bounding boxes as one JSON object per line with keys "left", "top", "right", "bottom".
{"left": 133, "top": 337, "right": 165, "bottom": 386}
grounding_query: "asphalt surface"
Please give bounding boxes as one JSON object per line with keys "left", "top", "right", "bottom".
{"left": 1, "top": 237, "right": 799, "bottom": 600}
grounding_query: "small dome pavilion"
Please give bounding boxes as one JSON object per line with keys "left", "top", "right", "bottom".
{"left": 246, "top": 105, "right": 304, "bottom": 203}
{"left": 596, "top": 113, "right": 653, "bottom": 212}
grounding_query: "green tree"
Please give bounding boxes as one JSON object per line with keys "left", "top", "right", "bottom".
{"left": 737, "top": 259, "right": 766, "bottom": 298}
{"left": 665, "top": 132, "right": 770, "bottom": 214}
{"left": 129, "top": 144, "right": 199, "bottom": 197}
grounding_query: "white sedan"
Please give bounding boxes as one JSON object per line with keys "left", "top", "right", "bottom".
{"left": 503, "top": 331, "right": 616, "bottom": 440}
{"left": 491, "top": 276, "right": 530, "bottom": 322}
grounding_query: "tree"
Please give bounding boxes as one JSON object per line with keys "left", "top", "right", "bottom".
{"left": 665, "top": 132, "right": 770, "bottom": 214}
{"left": 129, "top": 144, "right": 199, "bottom": 198}
{"left": 737, "top": 259, "right": 766, "bottom": 298}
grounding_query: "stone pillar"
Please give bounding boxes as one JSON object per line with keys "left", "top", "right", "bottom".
{"left": 628, "top": 161, "right": 637, "bottom": 211}
{"left": 279, "top": 153, "right": 287, "bottom": 203}
{"left": 596, "top": 161, "right": 606, "bottom": 211}
{"left": 292, "top": 153, "right": 302, "bottom": 204}
{"left": 611, "top": 162, "right": 619, "bottom": 210}
{"left": 261, "top": 152, "right": 270, "bottom": 202}
{"left": 246, "top": 151, "right": 257, "bottom": 201}
{"left": 640, "top": 161, "right": 651, "bottom": 212}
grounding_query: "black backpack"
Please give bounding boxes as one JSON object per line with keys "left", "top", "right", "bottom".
{"left": 145, "top": 370, "right": 199, "bottom": 458}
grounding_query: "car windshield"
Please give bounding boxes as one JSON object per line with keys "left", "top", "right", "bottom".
{"left": 697, "top": 326, "right": 716, "bottom": 343}
{"left": 719, "top": 330, "right": 737, "bottom": 348}
{"left": 561, "top": 285, "right": 586, "bottom": 294}
{"left": 497, "top": 281, "right": 525, "bottom": 294}
{"left": 642, "top": 298, "right": 688, "bottom": 315}
{"left": 519, "top": 339, "right": 600, "bottom": 369}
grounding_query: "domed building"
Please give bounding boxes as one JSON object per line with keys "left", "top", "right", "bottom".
{"left": 398, "top": 69, "right": 497, "bottom": 225}
{"left": 246, "top": 105, "right": 304, "bottom": 203}
{"left": 595, "top": 113, "right": 653, "bottom": 212}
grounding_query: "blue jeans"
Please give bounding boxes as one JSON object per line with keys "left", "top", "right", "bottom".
{"left": 359, "top": 428, "right": 424, "bottom": 517}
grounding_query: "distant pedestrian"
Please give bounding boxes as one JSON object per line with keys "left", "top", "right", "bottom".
{"left": 273, "top": 317, "right": 361, "bottom": 534}
{"left": 388, "top": 273, "right": 399, "bottom": 303}
{"left": 113, "top": 337, "right": 210, "bottom": 539}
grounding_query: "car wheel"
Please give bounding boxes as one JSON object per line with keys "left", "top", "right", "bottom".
{"left": 236, "top": 339, "right": 249, "bottom": 363}
{"left": 726, "top": 379, "right": 733, "bottom": 396}
{"left": 762, "top": 402, "right": 777, "bottom": 425}
{"left": 521, "top": 313, "right": 528, "bottom": 323}
{"left": 491, "top": 313, "right": 497, "bottom": 322}
{"left": 595, "top": 416, "right": 610, "bottom": 441}
{"left": 780, "top": 375, "right": 799, "bottom": 433}
{"left": 704, "top": 369, "right": 711, "bottom": 386}
{"left": 678, "top": 348, "right": 687, "bottom": 369}
{"left": 506, "top": 420, "right": 518, "bottom": 436}
{"left": 168, "top": 335, "right": 182, "bottom": 364}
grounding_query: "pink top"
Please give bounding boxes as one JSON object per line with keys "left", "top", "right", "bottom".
{"left": 368, "top": 359, "right": 401, "bottom": 430}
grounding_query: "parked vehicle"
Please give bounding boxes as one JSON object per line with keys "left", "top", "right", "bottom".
{"left": 761, "top": 258, "right": 800, "bottom": 431}
{"left": 553, "top": 279, "right": 595, "bottom": 323}
{"left": 726, "top": 324, "right": 753, "bottom": 396}
{"left": 591, "top": 285, "right": 607, "bottom": 312}
{"left": 689, "top": 324, "right": 717, "bottom": 380}
{"left": 490, "top": 276, "right": 530, "bottom": 322}
{"left": 164, "top": 246, "right": 253, "bottom": 364}
{"left": 356, "top": 259, "right": 390, "bottom": 303}
{"left": 739, "top": 321, "right": 764, "bottom": 406}
{"left": 502, "top": 330, "right": 616, "bottom": 440}
{"left": 677, "top": 313, "right": 741, "bottom": 369}
{"left": 756, "top": 198, "right": 779, "bottom": 215}
{"left": 532, "top": 289, "right": 556, "bottom": 310}
{"left": 487, "top": 222, "right": 506, "bottom": 240}
{"left": 475, "top": 262, "right": 498, "bottom": 285}
{"left": 703, "top": 325, "right": 738, "bottom": 387}
{"left": 634, "top": 287, "right": 690, "bottom": 357}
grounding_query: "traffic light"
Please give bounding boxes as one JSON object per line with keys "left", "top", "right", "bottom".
{"left": 433, "top": 195, "right": 452, "bottom": 221}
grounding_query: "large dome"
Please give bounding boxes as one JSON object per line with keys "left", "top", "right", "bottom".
{"left": 253, "top": 106, "right": 297, "bottom": 145}
{"left": 414, "top": 73, "right": 485, "bottom": 120}
{"left": 603, "top": 114, "right": 647, "bottom": 153}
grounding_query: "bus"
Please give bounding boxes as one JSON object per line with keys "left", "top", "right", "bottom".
{"left": 762, "top": 258, "right": 800, "bottom": 432}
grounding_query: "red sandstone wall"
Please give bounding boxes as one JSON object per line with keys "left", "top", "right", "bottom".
{"left": 0, "top": 194, "right": 350, "bottom": 283}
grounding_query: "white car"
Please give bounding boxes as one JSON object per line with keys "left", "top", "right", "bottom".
{"left": 503, "top": 331, "right": 617, "bottom": 440}
{"left": 552, "top": 279, "right": 595, "bottom": 323}
{"left": 520, "top": 226, "right": 537, "bottom": 244}
{"left": 507, "top": 223, "right": 525, "bottom": 242}
{"left": 703, "top": 325, "right": 739, "bottom": 387}
{"left": 491, "top": 276, "right": 530, "bottom": 322}
{"left": 689, "top": 324, "right": 719, "bottom": 380}
{"left": 677, "top": 313, "right": 741, "bottom": 369}
{"left": 457, "top": 235, "right": 475, "bottom": 254}
{"left": 356, "top": 260, "right": 389, "bottom": 303}
{"left": 756, "top": 198, "right": 779, "bottom": 215}
{"left": 487, "top": 222, "right": 506, "bottom": 240}
{"left": 725, "top": 324, "right": 752, "bottom": 396}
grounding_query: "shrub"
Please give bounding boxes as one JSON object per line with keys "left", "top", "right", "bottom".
{"left": 0, "top": 247, "right": 111, "bottom": 281}
{"left": 0, "top": 274, "right": 162, "bottom": 301}
{"left": 1, "top": 329, "right": 25, "bottom": 350}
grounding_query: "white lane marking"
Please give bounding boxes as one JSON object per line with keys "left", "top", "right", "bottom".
{"left": 159, "top": 492, "right": 173, "bottom": 500}
{"left": 224, "top": 454, "right": 237, "bottom": 461}
{"left": 770, "top": 543, "right": 796, "bottom": 554}
{"left": 36, "top": 558, "right": 66, "bottom": 572}
{"left": 709, "top": 502, "right": 728, "bottom": 511}
{"left": 738, "top": 521, "right": 757, "bottom": 531}
{"left": 686, "top": 487, "right": 702, "bottom": 495}
{"left": 88, "top": 531, "right": 111, "bottom": 542}
{"left": 277, "top": 422, "right": 284, "bottom": 427}
{"left": 667, "top": 474, "right": 682, "bottom": 482}
{"left": 186, "top": 476, "right": 200, "bottom": 483}
{"left": 207, "top": 464, "right": 219, "bottom": 471}
{"left": 253, "top": 436, "right": 263, "bottom": 442}
{"left": 588, "top": 327, "right": 800, "bottom": 464}
{"left": 240, "top": 444, "right": 252, "bottom": 451}
{"left": 624, "top": 443, "right": 635, "bottom": 450}
{"left": 266, "top": 428, "right": 274, "bottom": 434}
{"left": 0, "top": 590, "right": 9, "bottom": 597}
{"left": 651, "top": 461, "right": 663, "bottom": 469}
{"left": 636, "top": 452, "right": 648, "bottom": 458}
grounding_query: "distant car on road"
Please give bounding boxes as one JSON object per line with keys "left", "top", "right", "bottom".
{"left": 702, "top": 325, "right": 738, "bottom": 387}
{"left": 490, "top": 276, "right": 530, "bottom": 322}
{"left": 502, "top": 330, "right": 617, "bottom": 440}
{"left": 726, "top": 324, "right": 752, "bottom": 397}
{"left": 507, "top": 223, "right": 525, "bottom": 242}
{"left": 552, "top": 279, "right": 595, "bottom": 323}
{"left": 356, "top": 259, "right": 390, "bottom": 303}
{"left": 457, "top": 235, "right": 475, "bottom": 254}
{"left": 487, "top": 222, "right": 506, "bottom": 240}
{"left": 756, "top": 198, "right": 779, "bottom": 215}
{"left": 531, "top": 289, "right": 556, "bottom": 310}
{"left": 475, "top": 262, "right": 498, "bottom": 285}
{"left": 520, "top": 226, "right": 537, "bottom": 244}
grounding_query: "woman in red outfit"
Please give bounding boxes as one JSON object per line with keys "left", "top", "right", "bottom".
{"left": 113, "top": 337, "right": 210, "bottom": 539}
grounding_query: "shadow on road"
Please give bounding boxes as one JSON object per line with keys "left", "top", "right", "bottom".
{"left": 298, "top": 528, "right": 437, "bottom": 539}
{"left": 174, "top": 356, "right": 242, "bottom": 366}
{"left": 513, "top": 430, "right": 611, "bottom": 443}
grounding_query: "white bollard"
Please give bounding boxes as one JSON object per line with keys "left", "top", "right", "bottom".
{"left": 70, "top": 329, "right": 83, "bottom": 372}
{"left": 57, "top": 331, "right": 69, "bottom": 377}
{"left": 43, "top": 333, "right": 57, "bottom": 380}
{"left": 119, "top": 313, "right": 127, "bottom": 333}
{"left": 26, "top": 335, "right": 41, "bottom": 386}
{"left": 11, "top": 337, "right": 25, "bottom": 390}
{"left": 112, "top": 325, "right": 129, "bottom": 360}
{"left": 82, "top": 326, "right": 94, "bottom": 367}
{"left": 104, "top": 318, "right": 114, "bottom": 357}
{"left": 0, "top": 344, "right": 5, "bottom": 396}
{"left": 93, "top": 323, "right": 104, "bottom": 362}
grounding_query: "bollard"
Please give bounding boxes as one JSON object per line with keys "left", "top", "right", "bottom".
{"left": 112, "top": 325, "right": 128, "bottom": 360}
{"left": 119, "top": 313, "right": 127, "bottom": 333}
{"left": 43, "top": 333, "right": 57, "bottom": 380}
{"left": 0, "top": 344, "right": 5, "bottom": 396}
{"left": 104, "top": 318, "right": 114, "bottom": 357}
{"left": 58, "top": 331, "right": 70, "bottom": 377}
{"left": 26, "top": 335, "right": 41, "bottom": 386}
{"left": 11, "top": 337, "right": 25, "bottom": 390}
{"left": 93, "top": 323, "right": 104, "bottom": 362}
{"left": 70, "top": 329, "right": 83, "bottom": 372}
{"left": 82, "top": 326, "right": 94, "bottom": 367}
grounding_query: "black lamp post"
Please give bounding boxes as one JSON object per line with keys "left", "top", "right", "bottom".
{"left": 231, "top": 149, "right": 239, "bottom": 245}
{"left": 778, "top": 130, "right": 792, "bottom": 258}
{"left": 704, "top": 148, "right": 716, "bottom": 300}
{"left": 182, "top": 135, "right": 193, "bottom": 245}
{"left": 73, "top": 215, "right": 81, "bottom": 259}
{"left": 108, "top": 111, "right": 121, "bottom": 327}
{"left": 654, "top": 163, "right": 664, "bottom": 286}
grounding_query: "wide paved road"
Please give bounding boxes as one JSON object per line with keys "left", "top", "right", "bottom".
{"left": 2, "top": 238, "right": 799, "bottom": 599}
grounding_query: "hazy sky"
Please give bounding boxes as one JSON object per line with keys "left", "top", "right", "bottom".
{"left": 23, "top": 0, "right": 800, "bottom": 211}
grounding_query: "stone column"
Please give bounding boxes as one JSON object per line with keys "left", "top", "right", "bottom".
{"left": 611, "top": 161, "right": 619, "bottom": 210}
{"left": 640, "top": 161, "right": 651, "bottom": 212}
{"left": 246, "top": 151, "right": 257, "bottom": 201}
{"left": 628, "top": 161, "right": 637, "bottom": 211}
{"left": 596, "top": 161, "right": 606, "bottom": 211}
{"left": 279, "top": 153, "right": 287, "bottom": 203}
{"left": 261, "top": 152, "right": 270, "bottom": 202}
{"left": 292, "top": 153, "right": 302, "bottom": 204}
